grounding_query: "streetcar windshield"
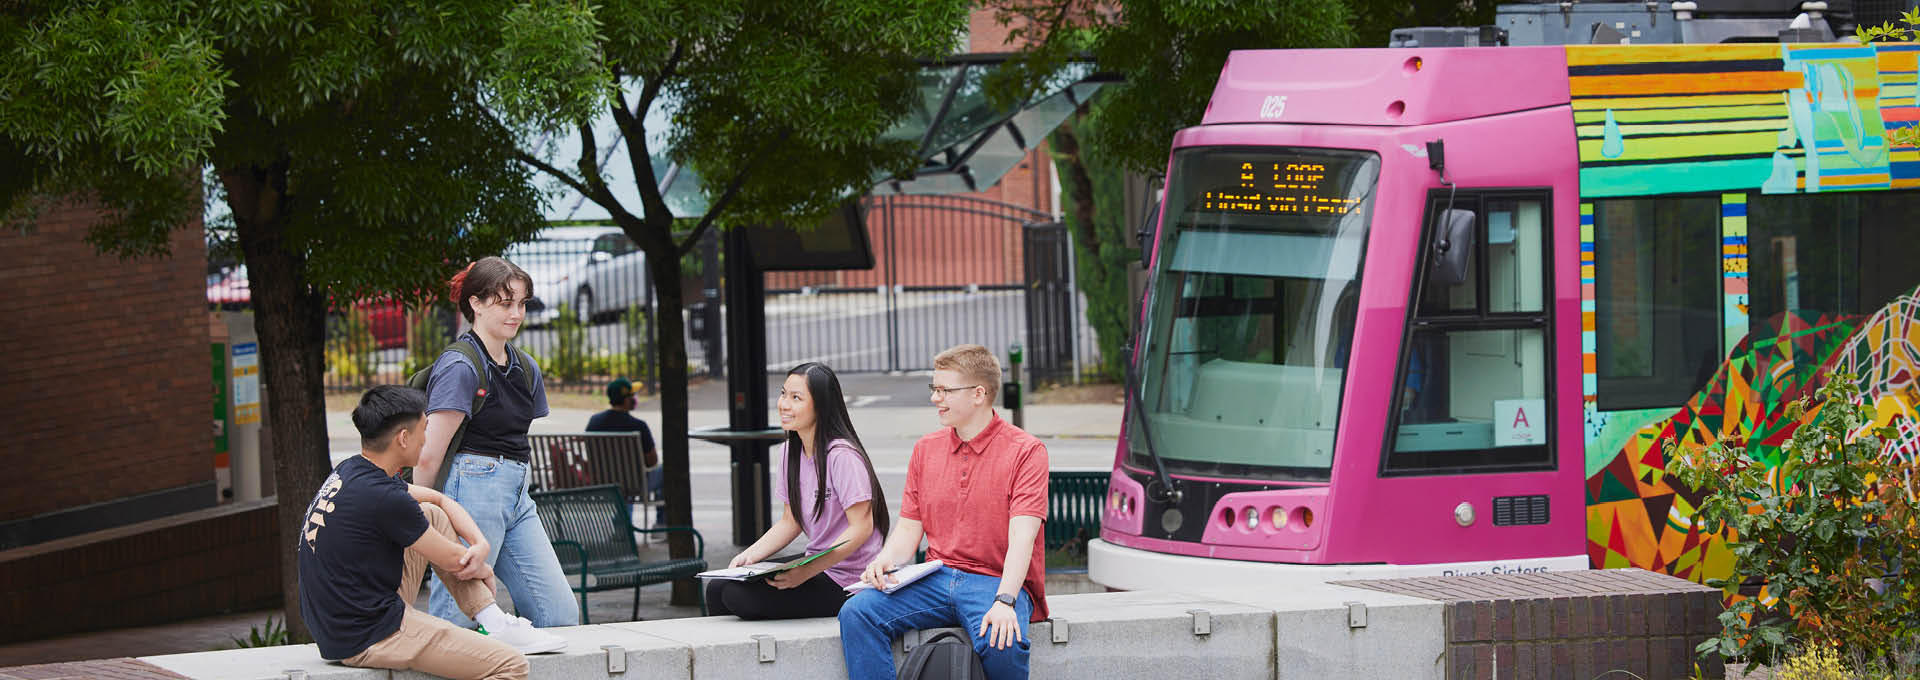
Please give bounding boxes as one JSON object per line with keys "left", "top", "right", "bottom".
{"left": 1128, "top": 147, "right": 1380, "bottom": 480}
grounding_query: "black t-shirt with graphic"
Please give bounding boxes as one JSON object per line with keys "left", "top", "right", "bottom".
{"left": 296, "top": 455, "right": 430, "bottom": 660}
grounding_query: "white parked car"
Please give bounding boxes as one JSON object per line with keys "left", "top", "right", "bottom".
{"left": 505, "top": 226, "right": 650, "bottom": 326}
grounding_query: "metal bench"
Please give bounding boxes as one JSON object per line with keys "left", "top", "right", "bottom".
{"left": 528, "top": 432, "right": 663, "bottom": 529}
{"left": 529, "top": 484, "right": 706, "bottom": 623}
{"left": 1047, "top": 470, "right": 1109, "bottom": 556}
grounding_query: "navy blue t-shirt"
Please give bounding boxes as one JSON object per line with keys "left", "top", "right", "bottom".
{"left": 585, "top": 410, "right": 655, "bottom": 451}
{"left": 296, "top": 456, "right": 430, "bottom": 660}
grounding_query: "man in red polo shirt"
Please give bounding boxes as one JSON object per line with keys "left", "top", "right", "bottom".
{"left": 839, "top": 344, "right": 1048, "bottom": 680}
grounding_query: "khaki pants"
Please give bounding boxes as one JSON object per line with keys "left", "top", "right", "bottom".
{"left": 344, "top": 503, "right": 529, "bottom": 680}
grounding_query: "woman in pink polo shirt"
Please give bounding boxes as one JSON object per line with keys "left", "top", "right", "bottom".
{"left": 705, "top": 362, "right": 890, "bottom": 619}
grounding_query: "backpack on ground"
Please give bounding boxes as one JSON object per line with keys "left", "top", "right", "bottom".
{"left": 896, "top": 630, "right": 986, "bottom": 680}
{"left": 403, "top": 334, "right": 534, "bottom": 490}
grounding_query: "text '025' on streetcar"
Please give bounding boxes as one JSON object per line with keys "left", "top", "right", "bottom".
{"left": 1093, "top": 12, "right": 1920, "bottom": 595}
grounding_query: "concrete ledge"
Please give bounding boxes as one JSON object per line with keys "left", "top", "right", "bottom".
{"left": 134, "top": 585, "right": 1437, "bottom": 680}
{"left": 140, "top": 645, "right": 386, "bottom": 680}
{"left": 1032, "top": 591, "right": 1276, "bottom": 679}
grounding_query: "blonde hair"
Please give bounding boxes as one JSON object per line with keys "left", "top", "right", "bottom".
{"left": 933, "top": 344, "right": 1002, "bottom": 405}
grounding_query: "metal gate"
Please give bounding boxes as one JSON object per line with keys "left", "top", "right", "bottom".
{"left": 1022, "top": 221, "right": 1075, "bottom": 385}
{"left": 763, "top": 194, "right": 1056, "bottom": 374}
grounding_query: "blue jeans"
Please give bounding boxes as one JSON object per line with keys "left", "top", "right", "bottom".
{"left": 838, "top": 566, "right": 1033, "bottom": 680}
{"left": 427, "top": 454, "right": 580, "bottom": 628}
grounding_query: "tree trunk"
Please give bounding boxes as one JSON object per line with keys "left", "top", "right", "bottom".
{"left": 640, "top": 236, "right": 700, "bottom": 606}
{"left": 1053, "top": 117, "right": 1099, "bottom": 247}
{"left": 222, "top": 161, "right": 333, "bottom": 643}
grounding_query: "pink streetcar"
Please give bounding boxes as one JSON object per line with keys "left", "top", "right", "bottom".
{"left": 1094, "top": 6, "right": 1920, "bottom": 593}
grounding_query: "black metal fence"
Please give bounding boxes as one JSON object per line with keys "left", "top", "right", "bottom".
{"left": 223, "top": 196, "right": 1095, "bottom": 392}
{"left": 297, "top": 226, "right": 663, "bottom": 394}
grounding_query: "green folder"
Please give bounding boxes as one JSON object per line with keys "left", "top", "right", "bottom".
{"left": 698, "top": 540, "right": 852, "bottom": 582}
{"left": 746, "top": 540, "right": 849, "bottom": 580}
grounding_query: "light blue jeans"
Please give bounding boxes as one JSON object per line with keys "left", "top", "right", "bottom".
{"left": 838, "top": 566, "right": 1033, "bottom": 680}
{"left": 427, "top": 454, "right": 580, "bottom": 628}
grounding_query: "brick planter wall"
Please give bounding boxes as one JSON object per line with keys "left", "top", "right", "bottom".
{"left": 1337, "top": 569, "right": 1727, "bottom": 680}
{"left": 0, "top": 500, "right": 280, "bottom": 644}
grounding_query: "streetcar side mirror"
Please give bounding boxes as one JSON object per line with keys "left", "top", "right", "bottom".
{"left": 1429, "top": 209, "right": 1476, "bottom": 286}
{"left": 1135, "top": 198, "right": 1161, "bottom": 267}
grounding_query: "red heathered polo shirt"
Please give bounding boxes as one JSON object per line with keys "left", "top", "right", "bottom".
{"left": 900, "top": 412, "right": 1050, "bottom": 622}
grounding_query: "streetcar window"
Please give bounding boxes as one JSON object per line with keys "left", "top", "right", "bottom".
{"left": 1592, "top": 197, "right": 1721, "bottom": 411}
{"left": 1748, "top": 191, "right": 1920, "bottom": 337}
{"left": 1386, "top": 193, "right": 1554, "bottom": 474}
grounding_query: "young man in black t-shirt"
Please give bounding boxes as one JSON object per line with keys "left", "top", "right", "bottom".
{"left": 298, "top": 386, "right": 564, "bottom": 679}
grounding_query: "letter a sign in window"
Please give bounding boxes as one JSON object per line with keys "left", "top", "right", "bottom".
{"left": 1493, "top": 399, "right": 1546, "bottom": 447}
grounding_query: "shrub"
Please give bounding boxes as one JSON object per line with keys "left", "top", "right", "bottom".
{"left": 326, "top": 308, "right": 378, "bottom": 384}
{"left": 230, "top": 616, "right": 288, "bottom": 649}
{"left": 403, "top": 302, "right": 455, "bottom": 376}
{"left": 1672, "top": 374, "right": 1920, "bottom": 670}
{"left": 547, "top": 302, "right": 589, "bottom": 382}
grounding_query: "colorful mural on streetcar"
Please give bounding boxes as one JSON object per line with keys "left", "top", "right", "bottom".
{"left": 1574, "top": 41, "right": 1920, "bottom": 592}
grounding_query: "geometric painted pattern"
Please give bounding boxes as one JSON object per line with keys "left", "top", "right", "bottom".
{"left": 1585, "top": 309, "right": 1861, "bottom": 584}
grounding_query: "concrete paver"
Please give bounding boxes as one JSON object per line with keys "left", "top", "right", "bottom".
{"left": 0, "top": 658, "right": 189, "bottom": 680}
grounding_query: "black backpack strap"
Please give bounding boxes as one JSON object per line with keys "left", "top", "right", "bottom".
{"left": 425, "top": 336, "right": 492, "bottom": 491}
{"left": 451, "top": 333, "right": 494, "bottom": 415}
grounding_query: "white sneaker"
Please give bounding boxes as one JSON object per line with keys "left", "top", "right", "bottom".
{"left": 483, "top": 616, "right": 567, "bottom": 654}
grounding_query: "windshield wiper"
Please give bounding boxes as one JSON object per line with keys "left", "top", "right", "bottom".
{"left": 1123, "top": 339, "right": 1181, "bottom": 504}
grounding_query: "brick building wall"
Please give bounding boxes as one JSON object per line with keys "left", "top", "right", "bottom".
{"left": 0, "top": 201, "right": 213, "bottom": 541}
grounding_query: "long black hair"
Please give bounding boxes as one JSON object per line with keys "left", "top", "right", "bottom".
{"left": 783, "top": 362, "right": 890, "bottom": 539}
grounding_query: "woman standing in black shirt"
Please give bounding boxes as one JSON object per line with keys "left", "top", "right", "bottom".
{"left": 417, "top": 257, "right": 579, "bottom": 630}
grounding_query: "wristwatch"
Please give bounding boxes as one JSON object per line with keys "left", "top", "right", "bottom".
{"left": 993, "top": 593, "right": 1017, "bottom": 607}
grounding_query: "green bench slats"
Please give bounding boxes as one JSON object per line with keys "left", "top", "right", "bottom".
{"left": 531, "top": 484, "right": 706, "bottom": 622}
{"left": 1047, "top": 470, "right": 1109, "bottom": 556}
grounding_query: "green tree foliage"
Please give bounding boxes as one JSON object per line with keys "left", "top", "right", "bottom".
{"left": 1048, "top": 102, "right": 1134, "bottom": 379}
{"left": 1672, "top": 376, "right": 1920, "bottom": 671}
{"left": 508, "top": 0, "right": 970, "bottom": 602}
{"left": 988, "top": 0, "right": 1355, "bottom": 174}
{"left": 1, "top": 1, "right": 605, "bottom": 640}
{"left": 1344, "top": 0, "right": 1499, "bottom": 49}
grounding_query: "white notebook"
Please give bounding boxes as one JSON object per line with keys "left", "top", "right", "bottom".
{"left": 844, "top": 560, "right": 944, "bottom": 594}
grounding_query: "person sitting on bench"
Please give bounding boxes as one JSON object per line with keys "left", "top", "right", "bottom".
{"left": 707, "top": 362, "right": 889, "bottom": 619}
{"left": 298, "top": 386, "right": 564, "bottom": 680}
{"left": 839, "top": 344, "right": 1050, "bottom": 679}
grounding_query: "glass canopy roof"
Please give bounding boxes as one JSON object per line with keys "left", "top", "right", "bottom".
{"left": 540, "top": 55, "right": 1108, "bottom": 222}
